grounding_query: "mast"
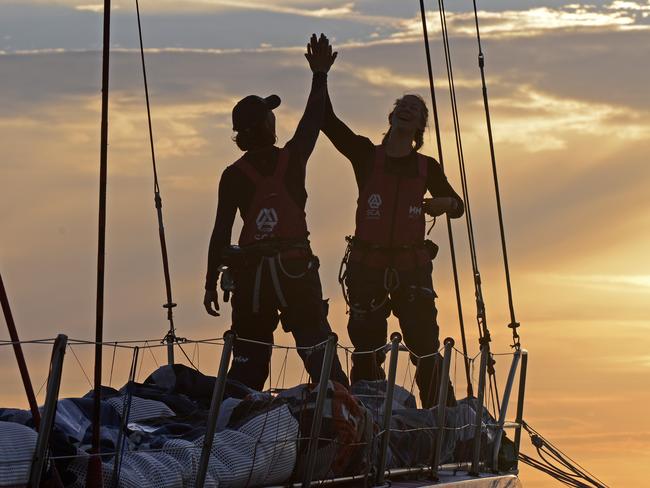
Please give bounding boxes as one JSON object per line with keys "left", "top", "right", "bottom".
{"left": 88, "top": 0, "right": 111, "bottom": 485}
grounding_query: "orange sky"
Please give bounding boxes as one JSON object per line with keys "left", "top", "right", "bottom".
{"left": 1, "top": 2, "right": 650, "bottom": 486}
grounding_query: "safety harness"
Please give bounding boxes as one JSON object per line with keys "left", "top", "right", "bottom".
{"left": 338, "top": 236, "right": 438, "bottom": 315}
{"left": 339, "top": 145, "right": 437, "bottom": 315}
{"left": 221, "top": 240, "right": 316, "bottom": 313}
{"left": 234, "top": 147, "right": 308, "bottom": 246}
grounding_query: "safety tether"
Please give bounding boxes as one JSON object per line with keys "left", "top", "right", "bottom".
{"left": 471, "top": 0, "right": 521, "bottom": 350}
{"left": 432, "top": 0, "right": 500, "bottom": 412}
{"left": 135, "top": 0, "right": 178, "bottom": 365}
{"left": 418, "top": 0, "right": 473, "bottom": 398}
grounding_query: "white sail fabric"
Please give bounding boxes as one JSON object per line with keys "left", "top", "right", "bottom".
{"left": 0, "top": 421, "right": 38, "bottom": 486}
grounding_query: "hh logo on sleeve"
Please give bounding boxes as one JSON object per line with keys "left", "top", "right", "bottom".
{"left": 409, "top": 205, "right": 422, "bottom": 218}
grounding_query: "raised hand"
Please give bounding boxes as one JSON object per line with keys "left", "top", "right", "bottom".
{"left": 305, "top": 33, "right": 338, "bottom": 74}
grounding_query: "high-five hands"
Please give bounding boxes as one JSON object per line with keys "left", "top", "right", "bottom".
{"left": 305, "top": 33, "right": 338, "bottom": 74}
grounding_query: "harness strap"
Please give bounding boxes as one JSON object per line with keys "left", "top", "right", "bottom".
{"left": 252, "top": 259, "right": 264, "bottom": 313}
{"left": 338, "top": 239, "right": 401, "bottom": 316}
{"left": 234, "top": 157, "right": 263, "bottom": 186}
{"left": 251, "top": 255, "right": 290, "bottom": 314}
{"left": 274, "top": 147, "right": 291, "bottom": 179}
{"left": 268, "top": 256, "right": 288, "bottom": 308}
{"left": 235, "top": 147, "right": 291, "bottom": 187}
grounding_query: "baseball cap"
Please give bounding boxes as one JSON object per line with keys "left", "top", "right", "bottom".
{"left": 232, "top": 94, "right": 281, "bottom": 131}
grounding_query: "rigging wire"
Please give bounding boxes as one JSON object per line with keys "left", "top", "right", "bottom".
{"left": 135, "top": 0, "right": 178, "bottom": 365}
{"left": 418, "top": 0, "right": 473, "bottom": 398}
{"left": 438, "top": 0, "right": 501, "bottom": 410}
{"left": 432, "top": 0, "right": 500, "bottom": 410}
{"left": 470, "top": 0, "right": 521, "bottom": 350}
{"left": 520, "top": 422, "right": 609, "bottom": 488}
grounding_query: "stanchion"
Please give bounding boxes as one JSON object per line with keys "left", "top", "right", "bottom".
{"left": 470, "top": 343, "right": 489, "bottom": 476}
{"left": 375, "top": 333, "right": 402, "bottom": 486}
{"left": 513, "top": 350, "right": 528, "bottom": 470}
{"left": 430, "top": 337, "right": 454, "bottom": 481}
{"left": 491, "top": 350, "right": 521, "bottom": 471}
{"left": 301, "top": 333, "right": 338, "bottom": 488}
{"left": 29, "top": 334, "right": 68, "bottom": 487}
{"left": 196, "top": 330, "right": 235, "bottom": 488}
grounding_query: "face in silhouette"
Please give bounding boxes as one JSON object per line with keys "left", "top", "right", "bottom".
{"left": 264, "top": 110, "right": 276, "bottom": 140}
{"left": 389, "top": 95, "right": 426, "bottom": 136}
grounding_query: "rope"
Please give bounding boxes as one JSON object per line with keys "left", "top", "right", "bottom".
{"left": 418, "top": 0, "right": 473, "bottom": 398}
{"left": 520, "top": 422, "right": 609, "bottom": 487}
{"left": 135, "top": 0, "right": 178, "bottom": 363}
{"left": 439, "top": 0, "right": 490, "bottom": 403}
{"left": 145, "top": 340, "right": 160, "bottom": 367}
{"left": 175, "top": 338, "right": 200, "bottom": 370}
{"left": 471, "top": 0, "right": 521, "bottom": 350}
{"left": 68, "top": 345, "right": 94, "bottom": 389}
{"left": 434, "top": 0, "right": 501, "bottom": 410}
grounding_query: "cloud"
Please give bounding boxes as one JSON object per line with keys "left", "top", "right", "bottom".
{"left": 194, "top": 0, "right": 357, "bottom": 19}
{"left": 74, "top": 4, "right": 104, "bottom": 12}
{"left": 487, "top": 86, "right": 650, "bottom": 151}
{"left": 348, "top": 64, "right": 481, "bottom": 90}
{"left": 396, "top": 3, "right": 650, "bottom": 42}
{"left": 534, "top": 273, "right": 650, "bottom": 292}
{"left": 607, "top": 0, "right": 650, "bottom": 12}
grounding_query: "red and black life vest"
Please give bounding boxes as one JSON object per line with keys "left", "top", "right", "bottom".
{"left": 351, "top": 145, "right": 429, "bottom": 268}
{"left": 234, "top": 148, "right": 308, "bottom": 246}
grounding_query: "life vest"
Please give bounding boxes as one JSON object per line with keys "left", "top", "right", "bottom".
{"left": 351, "top": 145, "right": 429, "bottom": 268}
{"left": 234, "top": 148, "right": 308, "bottom": 246}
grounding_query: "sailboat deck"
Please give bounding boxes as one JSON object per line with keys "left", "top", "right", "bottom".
{"left": 390, "top": 472, "right": 521, "bottom": 487}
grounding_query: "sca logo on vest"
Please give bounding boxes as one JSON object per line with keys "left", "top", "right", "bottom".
{"left": 255, "top": 208, "right": 279, "bottom": 238}
{"left": 366, "top": 193, "right": 382, "bottom": 220}
{"left": 408, "top": 205, "right": 422, "bottom": 218}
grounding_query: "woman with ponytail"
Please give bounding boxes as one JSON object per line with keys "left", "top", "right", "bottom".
{"left": 322, "top": 91, "right": 464, "bottom": 407}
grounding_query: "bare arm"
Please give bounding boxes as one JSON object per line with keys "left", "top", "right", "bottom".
{"left": 423, "top": 157, "right": 464, "bottom": 218}
{"left": 204, "top": 168, "right": 239, "bottom": 316}
{"left": 285, "top": 34, "right": 337, "bottom": 165}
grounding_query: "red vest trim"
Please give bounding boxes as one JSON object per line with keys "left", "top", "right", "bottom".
{"left": 235, "top": 148, "right": 308, "bottom": 246}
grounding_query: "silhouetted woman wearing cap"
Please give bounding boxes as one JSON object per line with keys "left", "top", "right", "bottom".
{"left": 322, "top": 90, "right": 464, "bottom": 407}
{"left": 204, "top": 34, "right": 348, "bottom": 391}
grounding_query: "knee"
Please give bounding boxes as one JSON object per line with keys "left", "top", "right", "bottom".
{"left": 394, "top": 286, "right": 437, "bottom": 317}
{"left": 347, "top": 316, "right": 386, "bottom": 350}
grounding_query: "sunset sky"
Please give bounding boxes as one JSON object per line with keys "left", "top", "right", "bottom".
{"left": 1, "top": 0, "right": 649, "bottom": 486}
